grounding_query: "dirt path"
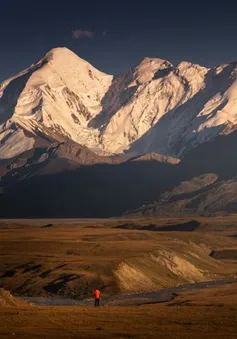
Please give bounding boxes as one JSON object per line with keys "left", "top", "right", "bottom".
{"left": 22, "top": 277, "right": 237, "bottom": 306}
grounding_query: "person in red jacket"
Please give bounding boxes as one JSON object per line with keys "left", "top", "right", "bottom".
{"left": 94, "top": 289, "right": 101, "bottom": 306}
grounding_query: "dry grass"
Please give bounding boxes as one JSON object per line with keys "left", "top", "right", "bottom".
{"left": 1, "top": 286, "right": 237, "bottom": 338}
{"left": 169, "top": 282, "right": 237, "bottom": 306}
{"left": 1, "top": 217, "right": 237, "bottom": 299}
{"left": 1, "top": 217, "right": 237, "bottom": 338}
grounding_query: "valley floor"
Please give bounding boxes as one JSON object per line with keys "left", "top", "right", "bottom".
{"left": 1, "top": 217, "right": 237, "bottom": 337}
{"left": 1, "top": 283, "right": 237, "bottom": 338}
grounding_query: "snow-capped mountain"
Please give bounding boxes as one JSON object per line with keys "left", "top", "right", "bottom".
{"left": 0, "top": 47, "right": 112, "bottom": 159}
{"left": 1, "top": 47, "right": 237, "bottom": 162}
{"left": 2, "top": 47, "right": 237, "bottom": 218}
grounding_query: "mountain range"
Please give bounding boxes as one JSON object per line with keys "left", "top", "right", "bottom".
{"left": 1, "top": 47, "right": 237, "bottom": 217}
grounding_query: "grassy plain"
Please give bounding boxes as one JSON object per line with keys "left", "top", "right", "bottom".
{"left": 1, "top": 217, "right": 237, "bottom": 338}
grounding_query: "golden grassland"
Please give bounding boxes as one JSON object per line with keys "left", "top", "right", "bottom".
{"left": 1, "top": 216, "right": 237, "bottom": 338}
{"left": 1, "top": 284, "right": 237, "bottom": 338}
{"left": 1, "top": 217, "right": 237, "bottom": 298}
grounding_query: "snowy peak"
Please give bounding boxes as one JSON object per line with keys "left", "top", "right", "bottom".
{"left": 134, "top": 57, "right": 173, "bottom": 84}
{"left": 0, "top": 47, "right": 114, "bottom": 159}
{"left": 1, "top": 47, "right": 113, "bottom": 120}
{"left": 1, "top": 47, "right": 237, "bottom": 161}
{"left": 40, "top": 47, "right": 112, "bottom": 94}
{"left": 98, "top": 57, "right": 210, "bottom": 154}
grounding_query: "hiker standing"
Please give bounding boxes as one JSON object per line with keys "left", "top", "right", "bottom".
{"left": 94, "top": 288, "right": 101, "bottom": 306}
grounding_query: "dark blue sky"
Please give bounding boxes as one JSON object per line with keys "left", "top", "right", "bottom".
{"left": 1, "top": 1, "right": 237, "bottom": 82}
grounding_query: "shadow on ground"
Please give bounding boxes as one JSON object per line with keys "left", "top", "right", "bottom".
{"left": 115, "top": 220, "right": 200, "bottom": 232}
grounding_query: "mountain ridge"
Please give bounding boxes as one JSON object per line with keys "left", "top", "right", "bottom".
{"left": 2, "top": 47, "right": 237, "bottom": 160}
{"left": 1, "top": 47, "right": 237, "bottom": 217}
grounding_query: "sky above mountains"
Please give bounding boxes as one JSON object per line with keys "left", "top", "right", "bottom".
{"left": 1, "top": 1, "right": 237, "bottom": 82}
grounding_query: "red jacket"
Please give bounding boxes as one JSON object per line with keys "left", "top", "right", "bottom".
{"left": 94, "top": 289, "right": 101, "bottom": 299}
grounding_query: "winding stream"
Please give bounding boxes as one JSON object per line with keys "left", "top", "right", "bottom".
{"left": 21, "top": 277, "right": 237, "bottom": 306}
